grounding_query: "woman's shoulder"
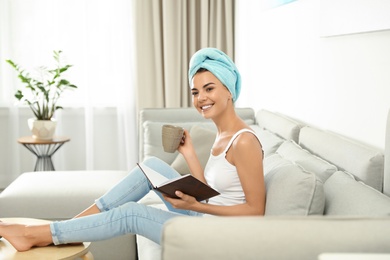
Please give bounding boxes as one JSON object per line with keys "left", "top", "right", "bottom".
{"left": 231, "top": 125, "right": 257, "bottom": 138}
{"left": 231, "top": 128, "right": 263, "bottom": 151}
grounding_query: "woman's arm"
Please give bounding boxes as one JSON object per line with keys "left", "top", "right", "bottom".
{"left": 165, "top": 132, "right": 265, "bottom": 216}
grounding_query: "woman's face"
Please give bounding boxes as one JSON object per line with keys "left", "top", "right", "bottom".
{"left": 191, "top": 71, "right": 232, "bottom": 119}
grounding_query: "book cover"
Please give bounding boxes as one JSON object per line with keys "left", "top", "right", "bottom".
{"left": 137, "top": 163, "right": 220, "bottom": 201}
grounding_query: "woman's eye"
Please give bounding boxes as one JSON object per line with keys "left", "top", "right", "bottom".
{"left": 191, "top": 92, "right": 198, "bottom": 96}
{"left": 206, "top": 87, "right": 213, "bottom": 92}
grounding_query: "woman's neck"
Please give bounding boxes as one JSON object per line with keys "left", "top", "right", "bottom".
{"left": 213, "top": 109, "right": 246, "bottom": 136}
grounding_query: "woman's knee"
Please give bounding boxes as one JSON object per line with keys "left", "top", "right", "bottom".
{"left": 143, "top": 156, "right": 169, "bottom": 167}
{"left": 142, "top": 157, "right": 180, "bottom": 178}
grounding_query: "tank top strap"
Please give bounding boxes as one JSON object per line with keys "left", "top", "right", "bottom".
{"left": 222, "top": 129, "right": 258, "bottom": 155}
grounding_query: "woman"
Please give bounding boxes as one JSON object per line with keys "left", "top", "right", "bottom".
{"left": 0, "top": 48, "right": 265, "bottom": 252}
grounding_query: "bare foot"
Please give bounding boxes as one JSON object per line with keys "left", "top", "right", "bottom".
{"left": 0, "top": 222, "right": 34, "bottom": 251}
{"left": 0, "top": 221, "right": 52, "bottom": 252}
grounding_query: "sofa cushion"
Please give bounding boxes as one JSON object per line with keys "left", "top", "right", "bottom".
{"left": 251, "top": 125, "right": 284, "bottom": 157}
{"left": 275, "top": 141, "right": 337, "bottom": 183}
{"left": 256, "top": 109, "right": 302, "bottom": 142}
{"left": 162, "top": 216, "right": 390, "bottom": 260}
{"left": 171, "top": 125, "right": 216, "bottom": 175}
{"left": 264, "top": 163, "right": 325, "bottom": 216}
{"left": 263, "top": 154, "right": 292, "bottom": 175}
{"left": 324, "top": 171, "right": 390, "bottom": 216}
{"left": 299, "top": 126, "right": 384, "bottom": 191}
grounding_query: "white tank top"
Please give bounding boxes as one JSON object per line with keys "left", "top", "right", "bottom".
{"left": 204, "top": 129, "right": 260, "bottom": 206}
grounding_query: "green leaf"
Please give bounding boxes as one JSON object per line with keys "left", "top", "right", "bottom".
{"left": 58, "top": 79, "right": 70, "bottom": 85}
{"left": 59, "top": 65, "right": 71, "bottom": 73}
{"left": 6, "top": 59, "right": 18, "bottom": 69}
{"left": 14, "top": 90, "right": 24, "bottom": 100}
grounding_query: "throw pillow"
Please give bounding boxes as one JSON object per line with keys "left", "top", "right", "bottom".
{"left": 263, "top": 153, "right": 291, "bottom": 177}
{"left": 324, "top": 171, "right": 390, "bottom": 216}
{"left": 264, "top": 163, "right": 325, "bottom": 216}
{"left": 171, "top": 125, "right": 216, "bottom": 175}
{"left": 275, "top": 141, "right": 337, "bottom": 183}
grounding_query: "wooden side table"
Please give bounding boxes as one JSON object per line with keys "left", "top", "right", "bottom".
{"left": 17, "top": 136, "right": 70, "bottom": 171}
{"left": 0, "top": 218, "right": 94, "bottom": 260}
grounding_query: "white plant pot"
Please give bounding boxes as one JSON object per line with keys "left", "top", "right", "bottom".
{"left": 28, "top": 118, "right": 57, "bottom": 140}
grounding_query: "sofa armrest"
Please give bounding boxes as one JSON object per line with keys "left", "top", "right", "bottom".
{"left": 161, "top": 216, "right": 390, "bottom": 260}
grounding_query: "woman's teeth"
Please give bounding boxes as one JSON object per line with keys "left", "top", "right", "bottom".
{"left": 201, "top": 105, "right": 212, "bottom": 111}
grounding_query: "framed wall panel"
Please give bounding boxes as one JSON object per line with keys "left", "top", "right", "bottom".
{"left": 320, "top": 0, "right": 390, "bottom": 37}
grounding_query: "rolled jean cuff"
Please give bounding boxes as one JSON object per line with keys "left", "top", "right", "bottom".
{"left": 95, "top": 198, "right": 105, "bottom": 212}
{"left": 50, "top": 222, "right": 61, "bottom": 245}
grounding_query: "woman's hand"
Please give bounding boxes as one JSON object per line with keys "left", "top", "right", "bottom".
{"left": 162, "top": 191, "right": 199, "bottom": 211}
{"left": 176, "top": 128, "right": 207, "bottom": 183}
{"left": 177, "top": 129, "right": 195, "bottom": 156}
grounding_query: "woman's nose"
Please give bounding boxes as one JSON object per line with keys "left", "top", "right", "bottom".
{"left": 197, "top": 92, "right": 206, "bottom": 101}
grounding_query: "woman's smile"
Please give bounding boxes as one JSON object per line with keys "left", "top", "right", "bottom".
{"left": 201, "top": 104, "right": 213, "bottom": 112}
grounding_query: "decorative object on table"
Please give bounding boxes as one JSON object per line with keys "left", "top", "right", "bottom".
{"left": 6, "top": 50, "right": 78, "bottom": 140}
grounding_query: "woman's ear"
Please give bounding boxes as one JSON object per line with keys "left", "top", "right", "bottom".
{"left": 223, "top": 85, "right": 232, "bottom": 100}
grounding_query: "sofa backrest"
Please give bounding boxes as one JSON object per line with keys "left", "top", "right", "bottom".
{"left": 255, "top": 109, "right": 303, "bottom": 142}
{"left": 384, "top": 108, "right": 390, "bottom": 196}
{"left": 299, "top": 126, "right": 384, "bottom": 192}
{"left": 138, "top": 107, "right": 255, "bottom": 163}
{"left": 255, "top": 109, "right": 387, "bottom": 216}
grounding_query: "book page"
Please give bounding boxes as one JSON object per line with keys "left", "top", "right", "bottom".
{"left": 138, "top": 163, "right": 169, "bottom": 187}
{"left": 159, "top": 174, "right": 191, "bottom": 186}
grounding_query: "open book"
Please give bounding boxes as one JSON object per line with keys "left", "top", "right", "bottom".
{"left": 137, "top": 163, "right": 220, "bottom": 202}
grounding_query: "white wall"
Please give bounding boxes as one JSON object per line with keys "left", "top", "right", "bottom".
{"left": 235, "top": 0, "right": 390, "bottom": 151}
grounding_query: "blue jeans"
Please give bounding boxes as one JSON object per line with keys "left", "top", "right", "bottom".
{"left": 50, "top": 157, "right": 203, "bottom": 245}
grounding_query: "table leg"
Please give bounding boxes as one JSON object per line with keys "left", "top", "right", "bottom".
{"left": 35, "top": 155, "right": 55, "bottom": 171}
{"left": 22, "top": 143, "right": 65, "bottom": 171}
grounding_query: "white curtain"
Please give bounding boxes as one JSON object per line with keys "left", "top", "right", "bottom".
{"left": 0, "top": 0, "right": 137, "bottom": 188}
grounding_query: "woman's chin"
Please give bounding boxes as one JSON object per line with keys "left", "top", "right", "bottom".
{"left": 200, "top": 110, "right": 212, "bottom": 118}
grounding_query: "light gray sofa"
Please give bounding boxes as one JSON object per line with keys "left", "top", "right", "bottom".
{"left": 1, "top": 108, "right": 390, "bottom": 260}
{"left": 137, "top": 108, "right": 390, "bottom": 260}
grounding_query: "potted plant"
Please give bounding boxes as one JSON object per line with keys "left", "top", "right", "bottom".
{"left": 6, "top": 50, "right": 77, "bottom": 140}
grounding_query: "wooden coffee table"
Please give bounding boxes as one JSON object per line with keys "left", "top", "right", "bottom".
{"left": 0, "top": 218, "right": 94, "bottom": 260}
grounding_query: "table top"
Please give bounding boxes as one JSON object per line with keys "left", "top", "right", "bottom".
{"left": 318, "top": 253, "right": 390, "bottom": 260}
{"left": 0, "top": 218, "right": 91, "bottom": 260}
{"left": 17, "top": 136, "right": 70, "bottom": 145}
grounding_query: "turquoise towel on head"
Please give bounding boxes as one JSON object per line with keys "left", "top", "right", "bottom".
{"left": 188, "top": 48, "right": 241, "bottom": 102}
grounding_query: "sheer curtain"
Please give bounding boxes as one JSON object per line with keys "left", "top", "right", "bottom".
{"left": 134, "top": 0, "right": 235, "bottom": 109}
{"left": 0, "top": 0, "right": 137, "bottom": 188}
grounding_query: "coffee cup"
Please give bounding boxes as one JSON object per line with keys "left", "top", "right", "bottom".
{"left": 162, "top": 125, "right": 184, "bottom": 153}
